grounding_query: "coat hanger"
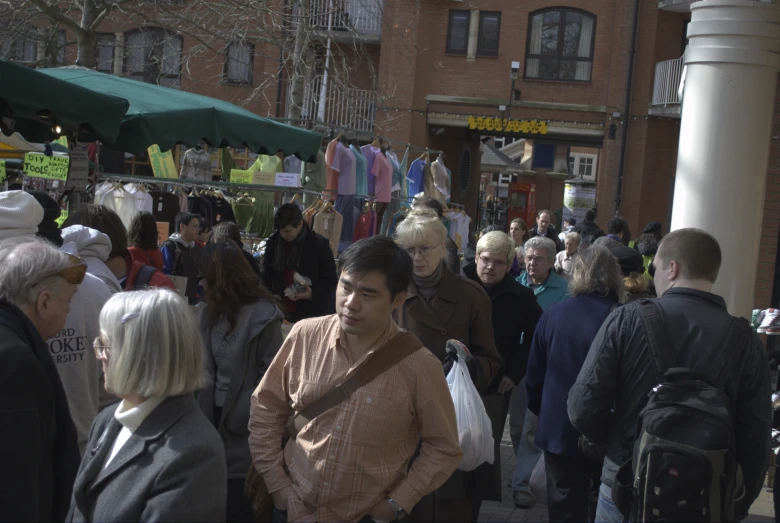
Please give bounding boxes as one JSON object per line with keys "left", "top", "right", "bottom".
{"left": 289, "top": 193, "right": 302, "bottom": 205}
{"left": 418, "top": 148, "right": 430, "bottom": 162}
{"left": 371, "top": 137, "right": 380, "bottom": 147}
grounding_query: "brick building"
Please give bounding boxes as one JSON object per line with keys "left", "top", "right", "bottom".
{"left": 3, "top": 0, "right": 779, "bottom": 309}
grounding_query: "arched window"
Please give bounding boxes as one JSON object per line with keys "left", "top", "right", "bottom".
{"left": 525, "top": 8, "right": 596, "bottom": 82}
{"left": 459, "top": 149, "right": 471, "bottom": 191}
{"left": 124, "top": 28, "right": 183, "bottom": 88}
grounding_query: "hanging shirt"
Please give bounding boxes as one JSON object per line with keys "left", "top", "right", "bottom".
{"left": 124, "top": 184, "right": 153, "bottom": 214}
{"left": 284, "top": 156, "right": 303, "bottom": 175}
{"left": 180, "top": 148, "right": 213, "bottom": 181}
{"left": 431, "top": 159, "right": 450, "bottom": 203}
{"left": 387, "top": 152, "right": 403, "bottom": 193}
{"left": 150, "top": 191, "right": 181, "bottom": 235}
{"left": 250, "top": 154, "right": 283, "bottom": 174}
{"left": 303, "top": 150, "right": 327, "bottom": 207}
{"left": 406, "top": 159, "right": 426, "bottom": 197}
{"left": 95, "top": 182, "right": 138, "bottom": 231}
{"left": 350, "top": 145, "right": 368, "bottom": 198}
{"left": 324, "top": 140, "right": 339, "bottom": 201}
{"left": 361, "top": 145, "right": 380, "bottom": 196}
{"left": 372, "top": 152, "right": 393, "bottom": 204}
{"left": 333, "top": 142, "right": 356, "bottom": 196}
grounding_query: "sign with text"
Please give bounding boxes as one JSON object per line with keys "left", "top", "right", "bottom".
{"left": 276, "top": 172, "right": 301, "bottom": 187}
{"left": 230, "top": 169, "right": 286, "bottom": 186}
{"left": 24, "top": 153, "right": 70, "bottom": 180}
{"left": 148, "top": 145, "right": 178, "bottom": 179}
{"left": 563, "top": 183, "right": 597, "bottom": 224}
{"left": 55, "top": 210, "right": 69, "bottom": 227}
{"left": 156, "top": 222, "right": 170, "bottom": 245}
{"left": 230, "top": 169, "right": 253, "bottom": 184}
{"left": 0, "top": 160, "right": 5, "bottom": 182}
{"left": 66, "top": 144, "right": 89, "bottom": 190}
{"left": 467, "top": 117, "right": 548, "bottom": 134}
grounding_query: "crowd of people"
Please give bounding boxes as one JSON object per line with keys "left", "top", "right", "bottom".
{"left": 0, "top": 189, "right": 773, "bottom": 523}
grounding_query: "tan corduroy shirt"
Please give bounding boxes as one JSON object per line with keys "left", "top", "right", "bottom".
{"left": 249, "top": 314, "right": 462, "bottom": 523}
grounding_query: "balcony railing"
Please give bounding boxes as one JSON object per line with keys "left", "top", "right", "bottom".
{"left": 658, "top": 0, "right": 693, "bottom": 12}
{"left": 293, "top": 0, "right": 383, "bottom": 38}
{"left": 291, "top": 75, "right": 377, "bottom": 132}
{"left": 650, "top": 55, "right": 684, "bottom": 116}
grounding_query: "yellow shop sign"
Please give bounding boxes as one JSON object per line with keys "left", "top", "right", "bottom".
{"left": 467, "top": 117, "right": 548, "bottom": 134}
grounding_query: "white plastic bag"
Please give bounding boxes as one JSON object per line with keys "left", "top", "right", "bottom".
{"left": 445, "top": 340, "right": 495, "bottom": 472}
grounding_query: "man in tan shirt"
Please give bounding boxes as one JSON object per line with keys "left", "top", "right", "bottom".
{"left": 249, "top": 236, "right": 463, "bottom": 523}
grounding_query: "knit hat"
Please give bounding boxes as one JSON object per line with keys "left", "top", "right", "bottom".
{"left": 610, "top": 245, "right": 644, "bottom": 277}
{"left": 0, "top": 191, "right": 44, "bottom": 241}
{"left": 27, "top": 190, "right": 63, "bottom": 247}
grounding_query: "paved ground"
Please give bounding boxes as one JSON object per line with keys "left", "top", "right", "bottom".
{"left": 477, "top": 422, "right": 776, "bottom": 523}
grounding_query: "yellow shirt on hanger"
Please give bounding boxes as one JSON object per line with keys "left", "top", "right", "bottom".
{"left": 249, "top": 154, "right": 283, "bottom": 173}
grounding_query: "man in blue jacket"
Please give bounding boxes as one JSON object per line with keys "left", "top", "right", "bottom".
{"left": 512, "top": 235, "right": 569, "bottom": 507}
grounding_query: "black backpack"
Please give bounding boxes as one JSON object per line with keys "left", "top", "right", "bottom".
{"left": 612, "top": 300, "right": 748, "bottom": 522}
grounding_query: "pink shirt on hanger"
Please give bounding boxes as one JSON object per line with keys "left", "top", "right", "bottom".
{"left": 371, "top": 152, "right": 392, "bottom": 203}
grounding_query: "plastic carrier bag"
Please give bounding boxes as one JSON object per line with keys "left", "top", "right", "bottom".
{"left": 445, "top": 340, "right": 495, "bottom": 472}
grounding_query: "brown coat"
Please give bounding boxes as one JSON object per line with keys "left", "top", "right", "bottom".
{"left": 393, "top": 267, "right": 502, "bottom": 394}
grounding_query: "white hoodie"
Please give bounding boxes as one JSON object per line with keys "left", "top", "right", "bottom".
{"left": 50, "top": 240, "right": 113, "bottom": 455}
{"left": 61, "top": 225, "right": 122, "bottom": 294}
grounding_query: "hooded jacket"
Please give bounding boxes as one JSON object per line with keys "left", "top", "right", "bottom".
{"left": 575, "top": 219, "right": 606, "bottom": 243}
{"left": 61, "top": 225, "right": 121, "bottom": 293}
{"left": 161, "top": 233, "right": 201, "bottom": 302}
{"left": 198, "top": 299, "right": 284, "bottom": 478}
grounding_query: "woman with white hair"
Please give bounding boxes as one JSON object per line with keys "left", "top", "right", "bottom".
{"left": 555, "top": 232, "right": 582, "bottom": 281}
{"left": 67, "top": 289, "right": 227, "bottom": 522}
{"left": 524, "top": 245, "right": 623, "bottom": 523}
{"left": 392, "top": 207, "right": 501, "bottom": 523}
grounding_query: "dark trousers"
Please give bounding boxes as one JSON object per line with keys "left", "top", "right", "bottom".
{"left": 272, "top": 507, "right": 377, "bottom": 523}
{"left": 375, "top": 203, "right": 388, "bottom": 236}
{"left": 544, "top": 451, "right": 601, "bottom": 523}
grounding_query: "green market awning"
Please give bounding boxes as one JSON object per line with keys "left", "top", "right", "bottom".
{"left": 0, "top": 59, "right": 129, "bottom": 144}
{"left": 39, "top": 67, "right": 322, "bottom": 162}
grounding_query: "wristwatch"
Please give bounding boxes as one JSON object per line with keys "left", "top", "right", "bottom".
{"left": 386, "top": 497, "right": 407, "bottom": 520}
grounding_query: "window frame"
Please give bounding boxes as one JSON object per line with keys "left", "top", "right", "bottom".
{"left": 524, "top": 7, "right": 596, "bottom": 83}
{"left": 476, "top": 11, "right": 501, "bottom": 57}
{"left": 446, "top": 9, "right": 470, "bottom": 55}
{"left": 95, "top": 32, "right": 116, "bottom": 73}
{"left": 0, "top": 27, "right": 38, "bottom": 64}
{"left": 223, "top": 41, "right": 254, "bottom": 85}
{"left": 569, "top": 153, "right": 598, "bottom": 181}
{"left": 123, "top": 28, "right": 183, "bottom": 88}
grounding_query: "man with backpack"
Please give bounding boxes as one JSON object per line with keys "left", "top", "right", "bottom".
{"left": 568, "top": 228, "right": 771, "bottom": 522}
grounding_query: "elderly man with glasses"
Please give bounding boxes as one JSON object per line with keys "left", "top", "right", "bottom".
{"left": 0, "top": 235, "right": 86, "bottom": 522}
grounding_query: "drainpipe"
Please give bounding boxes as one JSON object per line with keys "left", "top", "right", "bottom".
{"left": 670, "top": 0, "right": 780, "bottom": 317}
{"left": 613, "top": 0, "right": 640, "bottom": 214}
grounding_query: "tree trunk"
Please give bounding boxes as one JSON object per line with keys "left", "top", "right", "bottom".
{"left": 286, "top": 0, "right": 310, "bottom": 121}
{"left": 76, "top": 0, "right": 100, "bottom": 68}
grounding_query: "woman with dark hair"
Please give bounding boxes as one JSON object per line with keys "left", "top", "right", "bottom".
{"left": 211, "top": 222, "right": 261, "bottom": 276}
{"left": 197, "top": 218, "right": 213, "bottom": 248}
{"left": 197, "top": 240, "right": 284, "bottom": 522}
{"left": 127, "top": 212, "right": 163, "bottom": 270}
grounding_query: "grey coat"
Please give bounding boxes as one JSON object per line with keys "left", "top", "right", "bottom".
{"left": 66, "top": 395, "right": 227, "bottom": 522}
{"left": 199, "top": 300, "right": 284, "bottom": 479}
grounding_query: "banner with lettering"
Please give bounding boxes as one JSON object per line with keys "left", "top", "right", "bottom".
{"left": 148, "top": 145, "right": 178, "bottom": 179}
{"left": 24, "top": 153, "right": 70, "bottom": 180}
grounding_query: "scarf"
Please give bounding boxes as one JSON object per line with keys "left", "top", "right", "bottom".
{"left": 271, "top": 223, "right": 308, "bottom": 272}
{"left": 414, "top": 262, "right": 444, "bottom": 300}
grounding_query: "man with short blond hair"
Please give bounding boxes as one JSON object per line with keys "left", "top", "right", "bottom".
{"left": 569, "top": 228, "right": 771, "bottom": 522}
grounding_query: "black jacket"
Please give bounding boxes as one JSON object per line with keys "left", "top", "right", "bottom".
{"left": 0, "top": 299, "right": 80, "bottom": 522}
{"left": 528, "top": 226, "right": 563, "bottom": 252}
{"left": 262, "top": 228, "right": 338, "bottom": 322}
{"left": 575, "top": 219, "right": 606, "bottom": 243}
{"left": 464, "top": 264, "right": 543, "bottom": 390}
{"left": 567, "top": 288, "right": 771, "bottom": 520}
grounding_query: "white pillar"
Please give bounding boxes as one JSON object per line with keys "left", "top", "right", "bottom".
{"left": 467, "top": 10, "right": 479, "bottom": 62}
{"left": 670, "top": 0, "right": 780, "bottom": 319}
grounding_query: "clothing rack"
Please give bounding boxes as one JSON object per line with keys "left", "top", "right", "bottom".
{"left": 99, "top": 173, "right": 300, "bottom": 194}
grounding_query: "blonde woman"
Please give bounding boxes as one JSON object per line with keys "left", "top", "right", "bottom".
{"left": 509, "top": 218, "right": 529, "bottom": 276}
{"left": 393, "top": 207, "right": 501, "bottom": 523}
{"left": 67, "top": 289, "right": 227, "bottom": 522}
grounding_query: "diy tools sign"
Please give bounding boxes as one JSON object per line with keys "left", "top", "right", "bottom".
{"left": 24, "top": 153, "right": 70, "bottom": 181}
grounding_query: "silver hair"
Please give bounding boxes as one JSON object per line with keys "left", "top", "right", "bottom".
{"left": 477, "top": 231, "right": 516, "bottom": 264}
{"left": 99, "top": 288, "right": 207, "bottom": 397}
{"left": 565, "top": 232, "right": 581, "bottom": 245}
{"left": 524, "top": 236, "right": 557, "bottom": 262}
{"left": 394, "top": 207, "right": 448, "bottom": 248}
{"left": 568, "top": 244, "right": 626, "bottom": 301}
{"left": 0, "top": 236, "right": 71, "bottom": 308}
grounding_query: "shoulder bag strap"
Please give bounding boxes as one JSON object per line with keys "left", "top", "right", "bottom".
{"left": 638, "top": 299, "right": 675, "bottom": 382}
{"left": 709, "top": 317, "right": 750, "bottom": 387}
{"left": 291, "top": 332, "right": 424, "bottom": 435}
{"left": 133, "top": 264, "right": 157, "bottom": 290}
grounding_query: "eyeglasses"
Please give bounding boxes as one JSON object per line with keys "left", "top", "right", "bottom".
{"left": 405, "top": 244, "right": 441, "bottom": 258}
{"left": 526, "top": 255, "right": 550, "bottom": 264}
{"left": 93, "top": 338, "right": 110, "bottom": 359}
{"left": 31, "top": 253, "right": 87, "bottom": 287}
{"left": 478, "top": 255, "right": 508, "bottom": 268}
